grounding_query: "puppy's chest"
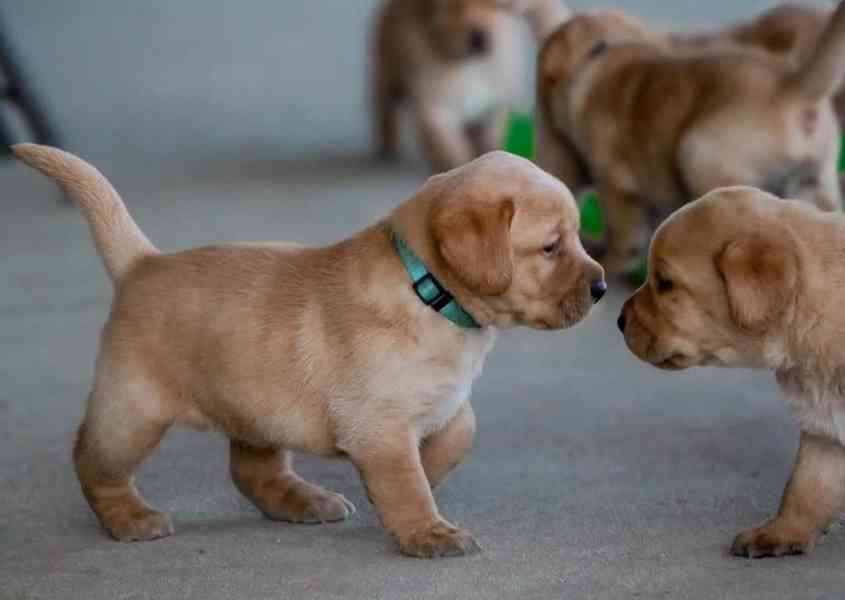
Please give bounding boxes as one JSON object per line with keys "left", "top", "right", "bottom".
{"left": 404, "top": 329, "right": 496, "bottom": 435}
{"left": 777, "top": 369, "right": 845, "bottom": 446}
{"left": 415, "top": 60, "right": 509, "bottom": 123}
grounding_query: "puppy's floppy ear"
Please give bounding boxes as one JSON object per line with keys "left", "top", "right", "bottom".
{"left": 716, "top": 235, "right": 798, "bottom": 334}
{"left": 430, "top": 197, "right": 515, "bottom": 296}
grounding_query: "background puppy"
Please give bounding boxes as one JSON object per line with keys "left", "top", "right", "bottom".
{"left": 14, "top": 144, "right": 604, "bottom": 558}
{"left": 371, "top": 0, "right": 567, "bottom": 172}
{"left": 619, "top": 185, "right": 845, "bottom": 558}
{"left": 672, "top": 3, "right": 845, "bottom": 124}
{"left": 536, "top": 2, "right": 845, "bottom": 275}
{"left": 535, "top": 3, "right": 843, "bottom": 196}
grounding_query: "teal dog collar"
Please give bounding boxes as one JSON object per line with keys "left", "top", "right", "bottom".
{"left": 392, "top": 233, "right": 480, "bottom": 329}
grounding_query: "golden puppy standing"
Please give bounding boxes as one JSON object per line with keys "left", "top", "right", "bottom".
{"left": 619, "top": 185, "right": 845, "bottom": 558}
{"left": 14, "top": 144, "right": 605, "bottom": 558}
{"left": 534, "top": 2, "right": 844, "bottom": 197}
{"left": 371, "top": 0, "right": 568, "bottom": 172}
{"left": 536, "top": 1, "right": 845, "bottom": 276}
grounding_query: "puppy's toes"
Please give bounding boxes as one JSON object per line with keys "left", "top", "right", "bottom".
{"left": 261, "top": 481, "right": 355, "bottom": 524}
{"left": 106, "top": 508, "right": 174, "bottom": 542}
{"left": 398, "top": 519, "right": 481, "bottom": 558}
{"left": 300, "top": 491, "right": 356, "bottom": 524}
{"left": 730, "top": 520, "right": 816, "bottom": 558}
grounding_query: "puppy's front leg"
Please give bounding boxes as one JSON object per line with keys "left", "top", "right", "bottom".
{"left": 416, "top": 106, "right": 475, "bottom": 173}
{"left": 597, "top": 187, "right": 649, "bottom": 276}
{"left": 230, "top": 441, "right": 354, "bottom": 523}
{"left": 351, "top": 430, "right": 480, "bottom": 558}
{"left": 809, "top": 164, "right": 842, "bottom": 212}
{"left": 471, "top": 109, "right": 508, "bottom": 158}
{"left": 732, "top": 431, "right": 845, "bottom": 558}
{"left": 421, "top": 402, "right": 476, "bottom": 490}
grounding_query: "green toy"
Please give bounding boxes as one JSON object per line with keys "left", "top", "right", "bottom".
{"left": 502, "top": 112, "right": 534, "bottom": 162}
{"left": 503, "top": 110, "right": 845, "bottom": 286}
{"left": 839, "top": 135, "right": 845, "bottom": 173}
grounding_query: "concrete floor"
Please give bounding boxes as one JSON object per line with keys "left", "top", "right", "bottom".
{"left": 1, "top": 2, "right": 843, "bottom": 599}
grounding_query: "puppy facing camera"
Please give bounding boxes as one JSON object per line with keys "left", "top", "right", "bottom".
{"left": 371, "top": 0, "right": 569, "bottom": 173}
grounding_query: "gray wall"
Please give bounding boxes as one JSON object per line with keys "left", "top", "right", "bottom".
{"left": 3, "top": 1, "right": 789, "bottom": 161}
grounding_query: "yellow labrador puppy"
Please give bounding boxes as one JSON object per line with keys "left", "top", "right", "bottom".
{"left": 534, "top": 3, "right": 843, "bottom": 198}
{"left": 619, "top": 185, "right": 845, "bottom": 558}
{"left": 14, "top": 144, "right": 605, "bottom": 558}
{"left": 536, "top": 2, "right": 845, "bottom": 276}
{"left": 371, "top": 0, "right": 568, "bottom": 172}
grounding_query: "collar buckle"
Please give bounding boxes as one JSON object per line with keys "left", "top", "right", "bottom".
{"left": 413, "top": 272, "right": 453, "bottom": 312}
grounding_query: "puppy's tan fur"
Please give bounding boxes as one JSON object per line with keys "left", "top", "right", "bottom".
{"left": 371, "top": 0, "right": 568, "bottom": 172}
{"left": 536, "top": 3, "right": 845, "bottom": 275}
{"left": 14, "top": 144, "right": 602, "bottom": 557}
{"left": 670, "top": 3, "right": 845, "bottom": 122}
{"left": 535, "top": 3, "right": 842, "bottom": 193}
{"left": 620, "top": 185, "right": 845, "bottom": 558}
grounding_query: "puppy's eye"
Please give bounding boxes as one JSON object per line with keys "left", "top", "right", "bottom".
{"left": 655, "top": 275, "right": 674, "bottom": 293}
{"left": 542, "top": 239, "right": 561, "bottom": 257}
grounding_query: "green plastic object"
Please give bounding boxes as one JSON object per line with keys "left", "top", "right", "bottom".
{"left": 502, "top": 111, "right": 534, "bottom": 160}
{"left": 839, "top": 134, "right": 845, "bottom": 173}
{"left": 579, "top": 190, "right": 603, "bottom": 239}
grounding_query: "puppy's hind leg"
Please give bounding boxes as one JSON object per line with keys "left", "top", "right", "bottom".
{"left": 596, "top": 187, "right": 650, "bottom": 276}
{"left": 416, "top": 106, "right": 475, "bottom": 173}
{"left": 74, "top": 371, "right": 175, "bottom": 541}
{"left": 373, "top": 69, "right": 402, "bottom": 161}
{"left": 229, "top": 441, "right": 354, "bottom": 523}
{"left": 421, "top": 402, "right": 476, "bottom": 491}
{"left": 731, "top": 431, "right": 845, "bottom": 558}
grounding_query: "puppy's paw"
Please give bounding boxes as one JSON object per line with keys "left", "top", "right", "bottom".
{"left": 398, "top": 519, "right": 481, "bottom": 558}
{"left": 730, "top": 519, "right": 816, "bottom": 558}
{"left": 105, "top": 507, "right": 174, "bottom": 542}
{"left": 296, "top": 489, "right": 356, "bottom": 524}
{"left": 261, "top": 480, "right": 355, "bottom": 524}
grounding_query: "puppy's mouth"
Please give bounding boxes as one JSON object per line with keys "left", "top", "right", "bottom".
{"left": 654, "top": 354, "right": 691, "bottom": 371}
{"left": 557, "top": 294, "right": 593, "bottom": 329}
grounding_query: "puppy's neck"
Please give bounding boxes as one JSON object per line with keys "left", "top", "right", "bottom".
{"left": 388, "top": 198, "right": 499, "bottom": 329}
{"left": 779, "top": 211, "right": 845, "bottom": 377}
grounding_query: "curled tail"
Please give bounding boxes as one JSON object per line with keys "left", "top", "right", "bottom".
{"left": 13, "top": 144, "right": 157, "bottom": 284}
{"left": 783, "top": 0, "right": 845, "bottom": 102}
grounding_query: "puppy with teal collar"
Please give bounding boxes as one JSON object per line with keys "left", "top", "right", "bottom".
{"left": 14, "top": 146, "right": 604, "bottom": 558}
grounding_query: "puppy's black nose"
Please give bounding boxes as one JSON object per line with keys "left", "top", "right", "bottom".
{"left": 590, "top": 279, "right": 607, "bottom": 303}
{"left": 469, "top": 28, "right": 489, "bottom": 54}
{"left": 617, "top": 312, "right": 627, "bottom": 333}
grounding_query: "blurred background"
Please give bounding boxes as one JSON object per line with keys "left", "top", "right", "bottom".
{"left": 2, "top": 0, "right": 783, "bottom": 162}
{"left": 2, "top": 2, "right": 842, "bottom": 600}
